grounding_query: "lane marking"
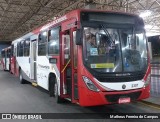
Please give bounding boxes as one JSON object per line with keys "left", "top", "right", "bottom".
{"left": 138, "top": 101, "right": 160, "bottom": 110}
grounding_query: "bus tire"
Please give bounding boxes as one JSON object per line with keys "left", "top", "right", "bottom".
{"left": 19, "top": 69, "right": 25, "bottom": 84}
{"left": 49, "top": 76, "right": 54, "bottom": 97}
{"left": 54, "top": 79, "right": 64, "bottom": 103}
{"left": 9, "top": 65, "right": 12, "bottom": 74}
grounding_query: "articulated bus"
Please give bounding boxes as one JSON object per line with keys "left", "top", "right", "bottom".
{"left": 1, "top": 46, "right": 11, "bottom": 71}
{"left": 9, "top": 9, "right": 150, "bottom": 106}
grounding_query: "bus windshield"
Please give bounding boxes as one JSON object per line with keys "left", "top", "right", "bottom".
{"left": 83, "top": 26, "right": 148, "bottom": 73}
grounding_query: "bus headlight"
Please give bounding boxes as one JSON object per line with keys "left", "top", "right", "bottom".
{"left": 82, "top": 76, "right": 100, "bottom": 92}
{"left": 144, "top": 74, "right": 151, "bottom": 87}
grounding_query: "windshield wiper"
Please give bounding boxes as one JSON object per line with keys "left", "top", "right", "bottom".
{"left": 100, "top": 24, "right": 114, "bottom": 46}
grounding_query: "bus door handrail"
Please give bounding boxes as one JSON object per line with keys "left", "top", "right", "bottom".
{"left": 61, "top": 59, "right": 71, "bottom": 73}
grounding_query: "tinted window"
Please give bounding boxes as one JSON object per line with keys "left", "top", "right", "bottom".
{"left": 19, "top": 41, "right": 24, "bottom": 56}
{"left": 7, "top": 48, "right": 11, "bottom": 58}
{"left": 24, "top": 39, "right": 30, "bottom": 56}
{"left": 17, "top": 43, "right": 20, "bottom": 57}
{"left": 48, "top": 28, "right": 60, "bottom": 55}
{"left": 11, "top": 45, "right": 14, "bottom": 57}
{"left": 38, "top": 31, "right": 47, "bottom": 56}
{"left": 1, "top": 50, "right": 5, "bottom": 57}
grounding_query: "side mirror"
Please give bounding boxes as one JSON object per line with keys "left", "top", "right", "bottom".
{"left": 76, "top": 29, "right": 82, "bottom": 45}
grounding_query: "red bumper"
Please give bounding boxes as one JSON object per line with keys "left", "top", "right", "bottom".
{"left": 79, "top": 85, "right": 150, "bottom": 106}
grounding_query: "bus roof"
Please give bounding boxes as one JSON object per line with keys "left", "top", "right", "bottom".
{"left": 12, "top": 9, "right": 140, "bottom": 44}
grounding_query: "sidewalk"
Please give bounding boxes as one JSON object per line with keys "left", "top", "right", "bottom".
{"left": 142, "top": 62, "right": 160, "bottom": 107}
{"left": 141, "top": 95, "right": 160, "bottom": 108}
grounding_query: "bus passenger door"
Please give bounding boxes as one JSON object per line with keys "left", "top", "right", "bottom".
{"left": 4, "top": 50, "right": 7, "bottom": 70}
{"left": 30, "top": 40, "right": 37, "bottom": 81}
{"left": 14, "top": 46, "right": 17, "bottom": 75}
{"left": 10, "top": 45, "right": 14, "bottom": 74}
{"left": 70, "top": 28, "right": 78, "bottom": 103}
{"left": 61, "top": 32, "right": 71, "bottom": 98}
{"left": 60, "top": 28, "right": 78, "bottom": 103}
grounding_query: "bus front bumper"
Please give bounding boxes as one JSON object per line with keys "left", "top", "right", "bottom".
{"left": 78, "top": 85, "right": 150, "bottom": 106}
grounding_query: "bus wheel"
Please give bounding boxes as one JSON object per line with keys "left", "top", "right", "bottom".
{"left": 19, "top": 69, "right": 25, "bottom": 84}
{"left": 9, "top": 65, "right": 11, "bottom": 73}
{"left": 54, "top": 79, "right": 64, "bottom": 103}
{"left": 49, "top": 76, "right": 54, "bottom": 97}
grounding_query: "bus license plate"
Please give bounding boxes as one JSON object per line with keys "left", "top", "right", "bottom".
{"left": 118, "top": 97, "right": 131, "bottom": 104}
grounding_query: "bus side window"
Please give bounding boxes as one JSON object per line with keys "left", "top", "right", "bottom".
{"left": 11, "top": 45, "right": 14, "bottom": 57}
{"left": 136, "top": 36, "right": 139, "bottom": 51}
{"left": 17, "top": 43, "right": 19, "bottom": 57}
{"left": 7, "top": 48, "right": 11, "bottom": 58}
{"left": 1, "top": 50, "right": 5, "bottom": 58}
{"left": 19, "top": 41, "right": 24, "bottom": 57}
{"left": 24, "top": 39, "right": 30, "bottom": 56}
{"left": 48, "top": 27, "right": 60, "bottom": 55}
{"left": 38, "top": 31, "right": 47, "bottom": 56}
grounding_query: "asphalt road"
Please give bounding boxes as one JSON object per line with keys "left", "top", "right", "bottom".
{"left": 0, "top": 68, "right": 159, "bottom": 122}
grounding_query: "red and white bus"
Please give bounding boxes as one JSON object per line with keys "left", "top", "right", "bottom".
{"left": 10, "top": 9, "right": 150, "bottom": 106}
{"left": 1, "top": 46, "right": 11, "bottom": 71}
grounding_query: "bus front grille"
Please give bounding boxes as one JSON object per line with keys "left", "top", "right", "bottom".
{"left": 105, "top": 91, "right": 142, "bottom": 103}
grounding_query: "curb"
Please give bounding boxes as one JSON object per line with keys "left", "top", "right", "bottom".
{"left": 140, "top": 100, "right": 160, "bottom": 109}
